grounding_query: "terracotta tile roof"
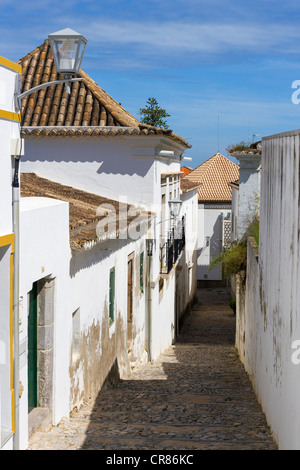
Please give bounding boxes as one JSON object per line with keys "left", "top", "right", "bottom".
{"left": 20, "top": 173, "right": 152, "bottom": 250}
{"left": 180, "top": 166, "right": 193, "bottom": 176}
{"left": 18, "top": 40, "right": 190, "bottom": 148}
{"left": 182, "top": 153, "right": 239, "bottom": 202}
{"left": 180, "top": 178, "right": 202, "bottom": 193}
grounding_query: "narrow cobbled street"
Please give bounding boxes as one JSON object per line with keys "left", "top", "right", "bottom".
{"left": 28, "top": 288, "right": 277, "bottom": 450}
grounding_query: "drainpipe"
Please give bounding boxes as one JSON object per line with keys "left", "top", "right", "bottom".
{"left": 147, "top": 254, "right": 152, "bottom": 362}
{"left": 12, "top": 154, "right": 20, "bottom": 450}
{"left": 146, "top": 238, "right": 154, "bottom": 362}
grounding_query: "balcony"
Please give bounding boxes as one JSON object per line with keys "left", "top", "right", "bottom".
{"left": 160, "top": 216, "right": 185, "bottom": 275}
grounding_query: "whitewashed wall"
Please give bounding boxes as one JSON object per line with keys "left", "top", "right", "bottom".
{"left": 0, "top": 62, "right": 20, "bottom": 237}
{"left": 21, "top": 128, "right": 198, "bottom": 437}
{"left": 238, "top": 130, "right": 300, "bottom": 449}
{"left": 197, "top": 206, "right": 231, "bottom": 281}
{"left": 0, "top": 118, "right": 13, "bottom": 238}
{"left": 0, "top": 58, "right": 21, "bottom": 450}
{"left": 22, "top": 135, "right": 183, "bottom": 210}
{"left": 230, "top": 186, "right": 239, "bottom": 242}
{"left": 18, "top": 196, "right": 155, "bottom": 449}
{"left": 234, "top": 154, "right": 261, "bottom": 240}
{"left": 69, "top": 235, "right": 149, "bottom": 410}
{"left": 19, "top": 197, "right": 70, "bottom": 449}
{"left": 177, "top": 189, "right": 198, "bottom": 324}
{"left": 22, "top": 131, "right": 192, "bottom": 358}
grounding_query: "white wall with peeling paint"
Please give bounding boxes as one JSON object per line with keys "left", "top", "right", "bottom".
{"left": 19, "top": 124, "right": 198, "bottom": 449}
{"left": 69, "top": 235, "right": 149, "bottom": 410}
{"left": 237, "top": 130, "right": 300, "bottom": 449}
{"left": 19, "top": 197, "right": 70, "bottom": 449}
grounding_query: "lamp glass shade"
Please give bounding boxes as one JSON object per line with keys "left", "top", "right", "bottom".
{"left": 48, "top": 28, "right": 87, "bottom": 75}
{"left": 168, "top": 198, "right": 182, "bottom": 217}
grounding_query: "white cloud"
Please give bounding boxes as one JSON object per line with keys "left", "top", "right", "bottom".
{"left": 80, "top": 20, "right": 300, "bottom": 56}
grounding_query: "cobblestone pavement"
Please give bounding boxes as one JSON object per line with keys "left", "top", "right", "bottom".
{"left": 28, "top": 288, "right": 277, "bottom": 450}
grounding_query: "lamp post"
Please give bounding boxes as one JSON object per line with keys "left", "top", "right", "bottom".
{"left": 15, "top": 28, "right": 87, "bottom": 110}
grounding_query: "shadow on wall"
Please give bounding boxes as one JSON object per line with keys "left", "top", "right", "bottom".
{"left": 175, "top": 248, "right": 198, "bottom": 336}
{"left": 70, "top": 237, "right": 136, "bottom": 277}
{"left": 198, "top": 214, "right": 223, "bottom": 280}
{"left": 24, "top": 138, "right": 153, "bottom": 177}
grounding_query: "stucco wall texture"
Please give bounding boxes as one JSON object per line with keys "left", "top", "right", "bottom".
{"left": 237, "top": 131, "right": 300, "bottom": 449}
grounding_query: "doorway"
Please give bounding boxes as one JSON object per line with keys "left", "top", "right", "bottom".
{"left": 28, "top": 282, "right": 38, "bottom": 413}
{"left": 127, "top": 253, "right": 134, "bottom": 352}
{"left": 27, "top": 276, "right": 55, "bottom": 435}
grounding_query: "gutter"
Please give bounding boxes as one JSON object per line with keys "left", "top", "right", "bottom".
{"left": 21, "top": 125, "right": 137, "bottom": 132}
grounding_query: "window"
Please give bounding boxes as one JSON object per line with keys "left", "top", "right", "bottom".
{"left": 161, "top": 194, "right": 166, "bottom": 241}
{"left": 140, "top": 252, "right": 144, "bottom": 293}
{"left": 109, "top": 268, "right": 115, "bottom": 326}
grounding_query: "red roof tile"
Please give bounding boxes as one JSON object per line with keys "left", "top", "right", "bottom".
{"left": 182, "top": 153, "right": 239, "bottom": 202}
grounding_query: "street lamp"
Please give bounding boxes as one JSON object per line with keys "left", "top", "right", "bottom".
{"left": 168, "top": 198, "right": 182, "bottom": 218}
{"left": 15, "top": 28, "right": 87, "bottom": 110}
{"left": 146, "top": 239, "right": 154, "bottom": 257}
{"left": 48, "top": 28, "right": 87, "bottom": 77}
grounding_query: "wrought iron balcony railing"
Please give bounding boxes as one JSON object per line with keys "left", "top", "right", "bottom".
{"left": 160, "top": 216, "right": 185, "bottom": 275}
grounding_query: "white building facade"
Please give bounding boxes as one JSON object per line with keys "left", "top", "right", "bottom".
{"left": 182, "top": 153, "right": 239, "bottom": 284}
{"left": 0, "top": 56, "right": 21, "bottom": 450}
{"left": 0, "top": 39, "right": 199, "bottom": 450}
{"left": 21, "top": 131, "right": 197, "bottom": 361}
{"left": 227, "top": 143, "right": 261, "bottom": 241}
{"left": 17, "top": 133, "right": 198, "bottom": 451}
{"left": 234, "top": 131, "right": 300, "bottom": 449}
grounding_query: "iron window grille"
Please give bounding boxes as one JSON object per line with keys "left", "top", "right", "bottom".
{"left": 160, "top": 216, "right": 185, "bottom": 274}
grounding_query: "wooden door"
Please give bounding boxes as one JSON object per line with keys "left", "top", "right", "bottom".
{"left": 127, "top": 254, "right": 134, "bottom": 348}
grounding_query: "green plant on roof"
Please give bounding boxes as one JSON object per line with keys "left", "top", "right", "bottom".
{"left": 227, "top": 141, "right": 251, "bottom": 152}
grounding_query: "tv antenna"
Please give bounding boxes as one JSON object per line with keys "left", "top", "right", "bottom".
{"left": 217, "top": 113, "right": 220, "bottom": 152}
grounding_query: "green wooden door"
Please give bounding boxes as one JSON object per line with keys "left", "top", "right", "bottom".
{"left": 28, "top": 282, "right": 38, "bottom": 412}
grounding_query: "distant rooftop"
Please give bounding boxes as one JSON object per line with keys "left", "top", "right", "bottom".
{"left": 182, "top": 153, "right": 239, "bottom": 203}
{"left": 180, "top": 166, "right": 193, "bottom": 177}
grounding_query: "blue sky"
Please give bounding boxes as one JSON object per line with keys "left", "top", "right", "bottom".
{"left": 2, "top": 0, "right": 300, "bottom": 167}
